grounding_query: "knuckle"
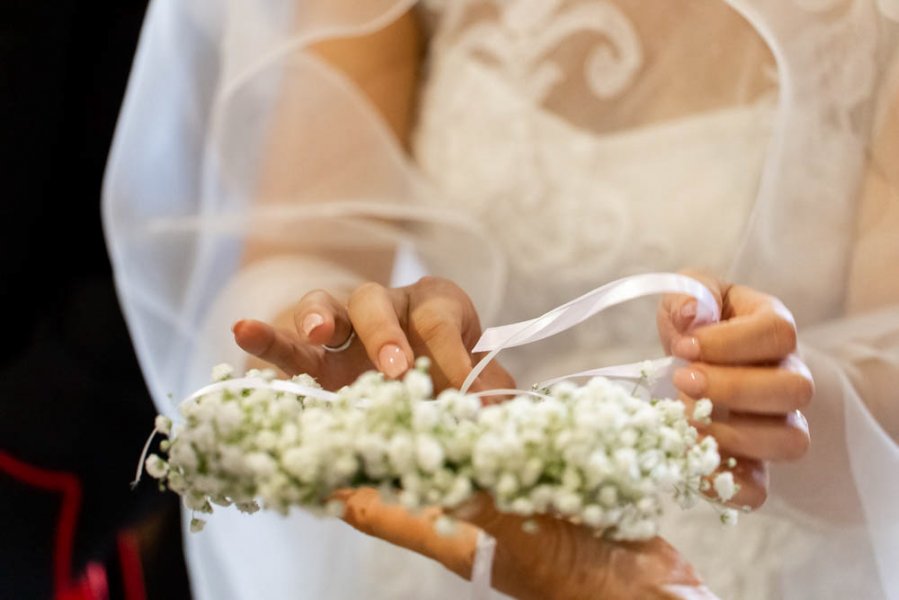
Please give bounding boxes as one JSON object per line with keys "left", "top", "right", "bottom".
{"left": 710, "top": 369, "right": 739, "bottom": 403}
{"left": 343, "top": 499, "right": 372, "bottom": 534}
{"left": 416, "top": 275, "right": 448, "bottom": 289}
{"left": 769, "top": 316, "right": 798, "bottom": 355}
{"left": 347, "top": 282, "right": 387, "bottom": 316}
{"left": 415, "top": 276, "right": 469, "bottom": 305}
{"left": 350, "top": 281, "right": 385, "bottom": 303}
{"left": 412, "top": 308, "right": 455, "bottom": 341}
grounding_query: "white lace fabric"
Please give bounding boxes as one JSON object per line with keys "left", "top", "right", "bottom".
{"left": 103, "top": 0, "right": 899, "bottom": 599}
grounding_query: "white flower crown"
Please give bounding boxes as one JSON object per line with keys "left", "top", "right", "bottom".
{"left": 141, "top": 358, "right": 740, "bottom": 540}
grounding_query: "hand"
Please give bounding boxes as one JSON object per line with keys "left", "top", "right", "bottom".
{"left": 657, "top": 270, "right": 813, "bottom": 509}
{"left": 232, "top": 276, "right": 514, "bottom": 393}
{"left": 335, "top": 489, "right": 716, "bottom": 600}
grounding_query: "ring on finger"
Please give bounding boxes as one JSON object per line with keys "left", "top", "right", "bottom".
{"left": 322, "top": 328, "right": 356, "bottom": 353}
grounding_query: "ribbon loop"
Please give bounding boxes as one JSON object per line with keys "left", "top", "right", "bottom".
{"left": 462, "top": 273, "right": 719, "bottom": 393}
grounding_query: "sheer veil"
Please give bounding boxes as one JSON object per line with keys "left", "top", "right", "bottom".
{"left": 103, "top": 0, "right": 899, "bottom": 598}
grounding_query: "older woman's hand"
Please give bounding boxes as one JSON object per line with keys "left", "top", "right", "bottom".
{"left": 232, "top": 276, "right": 513, "bottom": 393}
{"left": 657, "top": 271, "right": 814, "bottom": 509}
{"left": 333, "top": 489, "right": 716, "bottom": 600}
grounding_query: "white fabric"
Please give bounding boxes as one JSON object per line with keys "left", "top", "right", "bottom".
{"left": 103, "top": 0, "right": 899, "bottom": 599}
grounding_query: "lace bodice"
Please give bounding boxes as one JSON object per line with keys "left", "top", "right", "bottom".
{"left": 410, "top": 2, "right": 885, "bottom": 599}
{"left": 413, "top": 0, "right": 776, "bottom": 383}
{"left": 104, "top": 0, "right": 899, "bottom": 597}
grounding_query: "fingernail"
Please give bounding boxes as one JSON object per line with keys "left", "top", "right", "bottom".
{"left": 673, "top": 336, "right": 701, "bottom": 361}
{"left": 676, "top": 301, "right": 697, "bottom": 331}
{"left": 302, "top": 313, "right": 325, "bottom": 337}
{"left": 378, "top": 344, "right": 409, "bottom": 379}
{"left": 673, "top": 367, "right": 707, "bottom": 398}
{"left": 231, "top": 320, "right": 243, "bottom": 333}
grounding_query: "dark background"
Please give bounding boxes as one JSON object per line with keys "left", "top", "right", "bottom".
{"left": 0, "top": 1, "right": 191, "bottom": 598}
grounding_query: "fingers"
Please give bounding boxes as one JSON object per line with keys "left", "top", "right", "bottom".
{"left": 294, "top": 289, "right": 353, "bottom": 347}
{"left": 293, "top": 278, "right": 490, "bottom": 389}
{"left": 673, "top": 357, "right": 814, "bottom": 415}
{"left": 657, "top": 270, "right": 726, "bottom": 351}
{"left": 403, "top": 276, "right": 485, "bottom": 391}
{"left": 347, "top": 283, "right": 415, "bottom": 379}
{"left": 722, "top": 457, "right": 768, "bottom": 509}
{"left": 336, "top": 488, "right": 478, "bottom": 580}
{"left": 670, "top": 286, "right": 797, "bottom": 365}
{"left": 703, "top": 411, "right": 810, "bottom": 462}
{"left": 232, "top": 319, "right": 321, "bottom": 376}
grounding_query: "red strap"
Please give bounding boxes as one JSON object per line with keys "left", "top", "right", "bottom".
{"left": 117, "top": 531, "right": 147, "bottom": 600}
{"left": 0, "top": 451, "right": 82, "bottom": 600}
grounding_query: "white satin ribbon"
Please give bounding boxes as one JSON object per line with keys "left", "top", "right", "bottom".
{"left": 470, "top": 532, "right": 497, "bottom": 600}
{"left": 534, "top": 356, "right": 675, "bottom": 390}
{"left": 184, "top": 378, "right": 339, "bottom": 403}
{"left": 462, "top": 273, "right": 719, "bottom": 393}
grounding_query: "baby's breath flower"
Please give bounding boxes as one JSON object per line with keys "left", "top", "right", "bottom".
{"left": 693, "top": 398, "right": 713, "bottom": 424}
{"left": 190, "top": 518, "right": 206, "bottom": 533}
{"left": 713, "top": 471, "right": 738, "bottom": 502}
{"left": 145, "top": 364, "right": 736, "bottom": 540}
{"left": 434, "top": 515, "right": 457, "bottom": 537}
{"left": 154, "top": 415, "right": 172, "bottom": 436}
{"left": 211, "top": 363, "right": 234, "bottom": 381}
{"left": 720, "top": 508, "right": 739, "bottom": 526}
{"left": 521, "top": 519, "right": 540, "bottom": 534}
{"left": 145, "top": 454, "right": 168, "bottom": 478}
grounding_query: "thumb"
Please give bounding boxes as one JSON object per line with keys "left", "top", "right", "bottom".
{"left": 658, "top": 270, "right": 725, "bottom": 353}
{"left": 657, "top": 295, "right": 701, "bottom": 356}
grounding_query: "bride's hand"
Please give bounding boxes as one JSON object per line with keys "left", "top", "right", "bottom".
{"left": 334, "top": 489, "right": 716, "bottom": 600}
{"left": 232, "top": 276, "right": 514, "bottom": 393}
{"left": 657, "top": 270, "right": 813, "bottom": 509}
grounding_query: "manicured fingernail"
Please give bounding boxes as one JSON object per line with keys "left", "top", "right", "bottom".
{"left": 673, "top": 367, "right": 707, "bottom": 398}
{"left": 676, "top": 301, "right": 697, "bottom": 331}
{"left": 378, "top": 344, "right": 408, "bottom": 379}
{"left": 673, "top": 336, "right": 701, "bottom": 360}
{"left": 302, "top": 313, "right": 325, "bottom": 337}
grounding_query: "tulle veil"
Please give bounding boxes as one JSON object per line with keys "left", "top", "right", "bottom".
{"left": 103, "top": 0, "right": 899, "bottom": 598}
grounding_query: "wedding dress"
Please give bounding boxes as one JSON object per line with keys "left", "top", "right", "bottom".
{"left": 103, "top": 0, "right": 899, "bottom": 598}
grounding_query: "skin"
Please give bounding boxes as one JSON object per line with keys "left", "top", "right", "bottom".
{"left": 333, "top": 489, "right": 715, "bottom": 600}
{"left": 228, "top": 5, "right": 899, "bottom": 598}
{"left": 235, "top": 271, "right": 812, "bottom": 510}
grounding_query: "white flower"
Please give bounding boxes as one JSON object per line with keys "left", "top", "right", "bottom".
{"left": 415, "top": 435, "right": 445, "bottom": 473}
{"left": 190, "top": 518, "right": 207, "bottom": 533}
{"left": 281, "top": 447, "right": 319, "bottom": 483}
{"left": 154, "top": 415, "right": 172, "bottom": 436}
{"left": 510, "top": 497, "right": 535, "bottom": 515}
{"left": 388, "top": 434, "right": 415, "bottom": 473}
{"left": 211, "top": 363, "right": 234, "bottom": 381}
{"left": 521, "top": 519, "right": 540, "bottom": 534}
{"left": 404, "top": 369, "right": 434, "bottom": 401}
{"left": 245, "top": 452, "right": 277, "bottom": 478}
{"left": 496, "top": 472, "right": 519, "bottom": 498}
{"left": 412, "top": 403, "right": 441, "bottom": 432}
{"left": 693, "top": 399, "right": 713, "bottom": 424}
{"left": 713, "top": 471, "right": 738, "bottom": 502}
{"left": 145, "top": 454, "right": 168, "bottom": 478}
{"left": 582, "top": 504, "right": 604, "bottom": 527}
{"left": 146, "top": 366, "right": 731, "bottom": 541}
{"left": 720, "top": 508, "right": 739, "bottom": 526}
{"left": 554, "top": 490, "right": 582, "bottom": 515}
{"left": 169, "top": 441, "right": 198, "bottom": 471}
